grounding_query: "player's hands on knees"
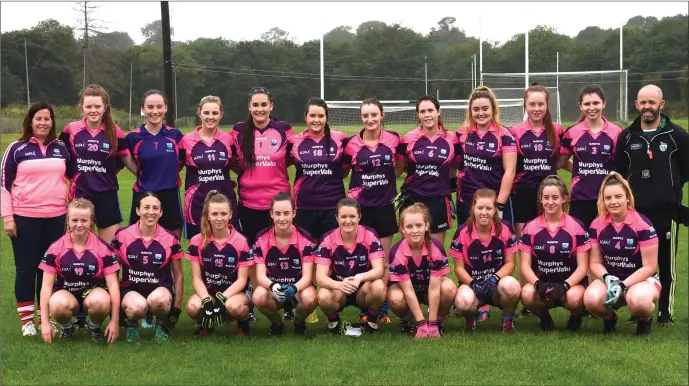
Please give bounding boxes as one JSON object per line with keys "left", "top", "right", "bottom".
{"left": 41, "top": 321, "right": 55, "bottom": 344}
{"left": 4, "top": 220, "right": 17, "bottom": 238}
{"left": 341, "top": 279, "right": 358, "bottom": 295}
{"left": 470, "top": 279, "right": 483, "bottom": 297}
{"left": 104, "top": 320, "right": 119, "bottom": 343}
{"left": 200, "top": 296, "right": 216, "bottom": 329}
{"left": 270, "top": 283, "right": 287, "bottom": 302}
{"left": 479, "top": 274, "right": 500, "bottom": 298}
{"left": 535, "top": 280, "right": 548, "bottom": 300}
{"left": 544, "top": 282, "right": 569, "bottom": 302}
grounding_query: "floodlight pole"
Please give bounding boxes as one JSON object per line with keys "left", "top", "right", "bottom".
{"left": 619, "top": 24, "right": 624, "bottom": 122}
{"left": 161, "top": 1, "right": 175, "bottom": 127}
{"left": 24, "top": 38, "right": 30, "bottom": 108}
{"left": 320, "top": 35, "right": 325, "bottom": 99}
{"left": 424, "top": 56, "right": 428, "bottom": 95}
{"left": 129, "top": 62, "right": 133, "bottom": 129}
{"left": 525, "top": 24, "right": 529, "bottom": 89}
{"left": 479, "top": 17, "right": 483, "bottom": 86}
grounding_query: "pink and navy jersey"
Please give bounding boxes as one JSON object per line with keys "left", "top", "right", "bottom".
{"left": 518, "top": 213, "right": 590, "bottom": 283}
{"left": 289, "top": 130, "right": 348, "bottom": 210}
{"left": 111, "top": 222, "right": 183, "bottom": 294}
{"left": 561, "top": 119, "right": 623, "bottom": 202}
{"left": 59, "top": 119, "right": 129, "bottom": 200}
{"left": 231, "top": 119, "right": 293, "bottom": 211}
{"left": 398, "top": 127, "right": 460, "bottom": 198}
{"left": 457, "top": 124, "right": 517, "bottom": 204}
{"left": 39, "top": 232, "right": 119, "bottom": 295}
{"left": 589, "top": 209, "right": 658, "bottom": 281}
{"left": 509, "top": 120, "right": 564, "bottom": 191}
{"left": 252, "top": 225, "right": 316, "bottom": 285}
{"left": 1, "top": 138, "right": 69, "bottom": 221}
{"left": 389, "top": 238, "right": 450, "bottom": 291}
{"left": 316, "top": 225, "right": 385, "bottom": 281}
{"left": 344, "top": 130, "right": 400, "bottom": 208}
{"left": 180, "top": 128, "right": 238, "bottom": 225}
{"left": 186, "top": 227, "right": 253, "bottom": 294}
{"left": 125, "top": 124, "right": 184, "bottom": 192}
{"left": 449, "top": 220, "right": 517, "bottom": 282}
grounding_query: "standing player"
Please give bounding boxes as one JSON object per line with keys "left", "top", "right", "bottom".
{"left": 38, "top": 199, "right": 120, "bottom": 344}
{"left": 60, "top": 84, "right": 137, "bottom": 244}
{"left": 518, "top": 176, "right": 590, "bottom": 331}
{"left": 289, "top": 97, "right": 348, "bottom": 241}
{"left": 450, "top": 189, "right": 521, "bottom": 332}
{"left": 583, "top": 172, "right": 660, "bottom": 335}
{"left": 558, "top": 84, "right": 623, "bottom": 230}
{"left": 396, "top": 95, "right": 460, "bottom": 245}
{"left": 186, "top": 191, "right": 253, "bottom": 336}
{"left": 181, "top": 96, "right": 239, "bottom": 239}
{"left": 111, "top": 192, "right": 184, "bottom": 342}
{"left": 251, "top": 193, "right": 318, "bottom": 335}
{"left": 387, "top": 203, "right": 457, "bottom": 338}
{"left": 2, "top": 102, "right": 70, "bottom": 336}
{"left": 231, "top": 87, "right": 294, "bottom": 245}
{"left": 126, "top": 90, "right": 185, "bottom": 238}
{"left": 615, "top": 84, "right": 689, "bottom": 327}
{"left": 316, "top": 198, "right": 386, "bottom": 334}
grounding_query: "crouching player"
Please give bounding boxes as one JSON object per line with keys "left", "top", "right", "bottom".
{"left": 518, "top": 176, "right": 590, "bottom": 331}
{"left": 316, "top": 198, "right": 386, "bottom": 335}
{"left": 252, "top": 192, "right": 318, "bottom": 335}
{"left": 387, "top": 203, "right": 456, "bottom": 339}
{"left": 185, "top": 191, "right": 253, "bottom": 336}
{"left": 111, "top": 192, "right": 184, "bottom": 342}
{"left": 583, "top": 172, "right": 660, "bottom": 335}
{"left": 39, "top": 198, "right": 120, "bottom": 344}
{"left": 450, "top": 189, "right": 521, "bottom": 332}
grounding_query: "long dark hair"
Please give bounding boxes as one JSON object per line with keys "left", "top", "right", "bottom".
{"left": 577, "top": 84, "right": 607, "bottom": 123}
{"left": 21, "top": 102, "right": 57, "bottom": 145}
{"left": 305, "top": 97, "right": 333, "bottom": 158}
{"left": 80, "top": 84, "right": 117, "bottom": 154}
{"left": 415, "top": 95, "right": 444, "bottom": 129}
{"left": 241, "top": 87, "right": 273, "bottom": 168}
{"left": 524, "top": 82, "right": 558, "bottom": 153}
{"left": 360, "top": 98, "right": 385, "bottom": 133}
{"left": 536, "top": 175, "right": 569, "bottom": 215}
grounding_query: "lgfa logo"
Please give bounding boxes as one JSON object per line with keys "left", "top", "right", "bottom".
{"left": 659, "top": 142, "right": 668, "bottom": 152}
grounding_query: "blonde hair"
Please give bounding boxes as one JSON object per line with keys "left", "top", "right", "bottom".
{"left": 200, "top": 190, "right": 232, "bottom": 251}
{"left": 400, "top": 203, "right": 433, "bottom": 255}
{"left": 197, "top": 95, "right": 223, "bottom": 115}
{"left": 66, "top": 198, "right": 96, "bottom": 232}
{"left": 461, "top": 86, "right": 502, "bottom": 134}
{"left": 597, "top": 172, "right": 635, "bottom": 218}
{"left": 537, "top": 175, "right": 570, "bottom": 215}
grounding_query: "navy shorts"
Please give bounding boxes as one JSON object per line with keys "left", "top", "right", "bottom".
{"left": 86, "top": 190, "right": 123, "bottom": 228}
{"left": 360, "top": 204, "right": 398, "bottom": 238}
{"left": 295, "top": 209, "right": 338, "bottom": 241}
{"left": 237, "top": 204, "right": 271, "bottom": 246}
{"left": 511, "top": 187, "right": 540, "bottom": 224}
{"left": 400, "top": 195, "right": 452, "bottom": 234}
{"left": 569, "top": 200, "right": 598, "bottom": 230}
{"left": 338, "top": 291, "right": 361, "bottom": 312}
{"left": 130, "top": 188, "right": 183, "bottom": 232}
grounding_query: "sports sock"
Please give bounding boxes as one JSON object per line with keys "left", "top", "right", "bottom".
{"left": 604, "top": 311, "right": 614, "bottom": 320}
{"left": 639, "top": 316, "right": 651, "bottom": 323}
{"left": 380, "top": 301, "right": 389, "bottom": 314}
{"left": 17, "top": 301, "right": 34, "bottom": 325}
{"left": 61, "top": 322, "right": 73, "bottom": 329}
{"left": 365, "top": 308, "right": 380, "bottom": 321}
{"left": 437, "top": 316, "right": 445, "bottom": 326}
{"left": 400, "top": 312, "right": 411, "bottom": 322}
{"left": 326, "top": 313, "right": 340, "bottom": 322}
{"left": 503, "top": 311, "right": 515, "bottom": 321}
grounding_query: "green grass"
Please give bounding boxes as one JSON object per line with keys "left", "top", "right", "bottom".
{"left": 1, "top": 121, "right": 688, "bottom": 385}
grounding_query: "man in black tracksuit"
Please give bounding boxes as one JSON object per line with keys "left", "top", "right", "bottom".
{"left": 615, "top": 84, "right": 689, "bottom": 327}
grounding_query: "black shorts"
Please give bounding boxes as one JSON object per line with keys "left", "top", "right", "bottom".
{"left": 295, "top": 209, "right": 338, "bottom": 241}
{"left": 569, "top": 200, "right": 598, "bottom": 230}
{"left": 130, "top": 188, "right": 183, "bottom": 232}
{"left": 400, "top": 195, "right": 452, "bottom": 234}
{"left": 338, "top": 291, "right": 361, "bottom": 312}
{"left": 237, "top": 204, "right": 271, "bottom": 246}
{"left": 360, "top": 204, "right": 398, "bottom": 238}
{"left": 86, "top": 190, "right": 123, "bottom": 228}
{"left": 511, "top": 187, "right": 540, "bottom": 224}
{"left": 415, "top": 289, "right": 429, "bottom": 305}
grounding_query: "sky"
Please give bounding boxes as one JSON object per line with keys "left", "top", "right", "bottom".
{"left": 1, "top": 1, "right": 687, "bottom": 45}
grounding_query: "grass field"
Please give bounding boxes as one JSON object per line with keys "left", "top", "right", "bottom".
{"left": 1, "top": 121, "right": 688, "bottom": 385}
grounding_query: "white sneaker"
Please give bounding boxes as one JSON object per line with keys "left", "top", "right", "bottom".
{"left": 22, "top": 322, "right": 37, "bottom": 337}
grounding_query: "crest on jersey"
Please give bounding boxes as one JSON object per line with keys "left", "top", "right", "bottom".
{"left": 228, "top": 256, "right": 235, "bottom": 263}
{"left": 604, "top": 145, "right": 610, "bottom": 151}
{"left": 220, "top": 151, "right": 226, "bottom": 157}
{"left": 103, "top": 143, "right": 110, "bottom": 149}
{"left": 488, "top": 143, "right": 495, "bottom": 149}
{"left": 440, "top": 149, "right": 447, "bottom": 155}
{"left": 292, "top": 258, "right": 300, "bottom": 265}
{"left": 627, "top": 239, "right": 634, "bottom": 246}
{"left": 359, "top": 255, "right": 367, "bottom": 263}
{"left": 659, "top": 142, "right": 667, "bottom": 152}
{"left": 53, "top": 148, "right": 61, "bottom": 154}
{"left": 385, "top": 155, "right": 391, "bottom": 161}
{"left": 271, "top": 139, "right": 278, "bottom": 147}
{"left": 155, "top": 254, "right": 163, "bottom": 260}
{"left": 166, "top": 143, "right": 173, "bottom": 149}
{"left": 562, "top": 243, "right": 569, "bottom": 249}
{"left": 88, "top": 265, "right": 96, "bottom": 272}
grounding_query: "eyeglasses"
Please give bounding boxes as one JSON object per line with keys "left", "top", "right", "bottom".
{"left": 248, "top": 87, "right": 272, "bottom": 100}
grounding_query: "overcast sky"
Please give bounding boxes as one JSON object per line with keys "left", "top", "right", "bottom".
{"left": 1, "top": 1, "right": 687, "bottom": 45}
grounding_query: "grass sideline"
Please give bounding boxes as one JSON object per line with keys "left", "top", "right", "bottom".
{"left": 1, "top": 121, "right": 687, "bottom": 385}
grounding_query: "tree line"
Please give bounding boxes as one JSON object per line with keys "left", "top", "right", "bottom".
{"left": 1, "top": 14, "right": 687, "bottom": 127}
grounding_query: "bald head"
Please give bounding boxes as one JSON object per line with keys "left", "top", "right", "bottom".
{"left": 635, "top": 84, "right": 665, "bottom": 125}
{"left": 637, "top": 84, "right": 663, "bottom": 100}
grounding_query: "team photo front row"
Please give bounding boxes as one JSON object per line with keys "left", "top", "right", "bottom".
{"left": 2, "top": 82, "right": 687, "bottom": 344}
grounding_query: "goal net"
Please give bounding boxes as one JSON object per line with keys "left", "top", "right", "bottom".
{"left": 482, "top": 70, "right": 628, "bottom": 124}
{"left": 327, "top": 99, "right": 525, "bottom": 136}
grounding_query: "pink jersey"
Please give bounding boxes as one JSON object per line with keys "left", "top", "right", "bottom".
{"left": 231, "top": 119, "right": 294, "bottom": 210}
{"left": 289, "top": 130, "right": 348, "bottom": 210}
{"left": 111, "top": 222, "right": 183, "bottom": 295}
{"left": 344, "top": 130, "right": 400, "bottom": 208}
{"left": 180, "top": 127, "right": 238, "bottom": 225}
{"left": 252, "top": 225, "right": 317, "bottom": 285}
{"left": 589, "top": 209, "right": 658, "bottom": 280}
{"left": 518, "top": 213, "right": 590, "bottom": 283}
{"left": 186, "top": 227, "right": 253, "bottom": 294}
{"left": 449, "top": 220, "right": 517, "bottom": 282}
{"left": 59, "top": 119, "right": 129, "bottom": 200}
{"left": 316, "top": 225, "right": 384, "bottom": 281}
{"left": 457, "top": 123, "right": 517, "bottom": 204}
{"left": 560, "top": 118, "right": 623, "bottom": 202}
{"left": 389, "top": 238, "right": 450, "bottom": 291}
{"left": 39, "top": 232, "right": 119, "bottom": 295}
{"left": 509, "top": 120, "right": 564, "bottom": 191}
{"left": 1, "top": 138, "right": 69, "bottom": 221}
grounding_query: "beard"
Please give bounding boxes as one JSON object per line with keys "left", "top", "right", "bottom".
{"left": 639, "top": 107, "right": 660, "bottom": 123}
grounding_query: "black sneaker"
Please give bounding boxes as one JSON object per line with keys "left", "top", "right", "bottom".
{"left": 87, "top": 322, "right": 102, "bottom": 343}
{"left": 566, "top": 314, "right": 584, "bottom": 331}
{"left": 657, "top": 315, "right": 674, "bottom": 328}
{"left": 75, "top": 317, "right": 87, "bottom": 330}
{"left": 636, "top": 318, "right": 652, "bottom": 335}
{"left": 294, "top": 320, "right": 306, "bottom": 335}
{"left": 400, "top": 319, "right": 413, "bottom": 334}
{"left": 603, "top": 312, "right": 618, "bottom": 334}
{"left": 360, "top": 318, "right": 378, "bottom": 334}
{"left": 269, "top": 322, "right": 285, "bottom": 336}
{"left": 59, "top": 325, "right": 75, "bottom": 339}
{"left": 518, "top": 307, "right": 533, "bottom": 318}
{"left": 539, "top": 312, "right": 555, "bottom": 331}
{"left": 283, "top": 309, "right": 295, "bottom": 321}
{"left": 237, "top": 319, "right": 251, "bottom": 337}
{"left": 247, "top": 311, "right": 257, "bottom": 325}
{"left": 627, "top": 315, "right": 639, "bottom": 324}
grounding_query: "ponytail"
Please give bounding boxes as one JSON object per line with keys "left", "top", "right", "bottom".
{"left": 200, "top": 190, "right": 231, "bottom": 251}
{"left": 400, "top": 202, "right": 433, "bottom": 256}
{"left": 466, "top": 188, "right": 502, "bottom": 237}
